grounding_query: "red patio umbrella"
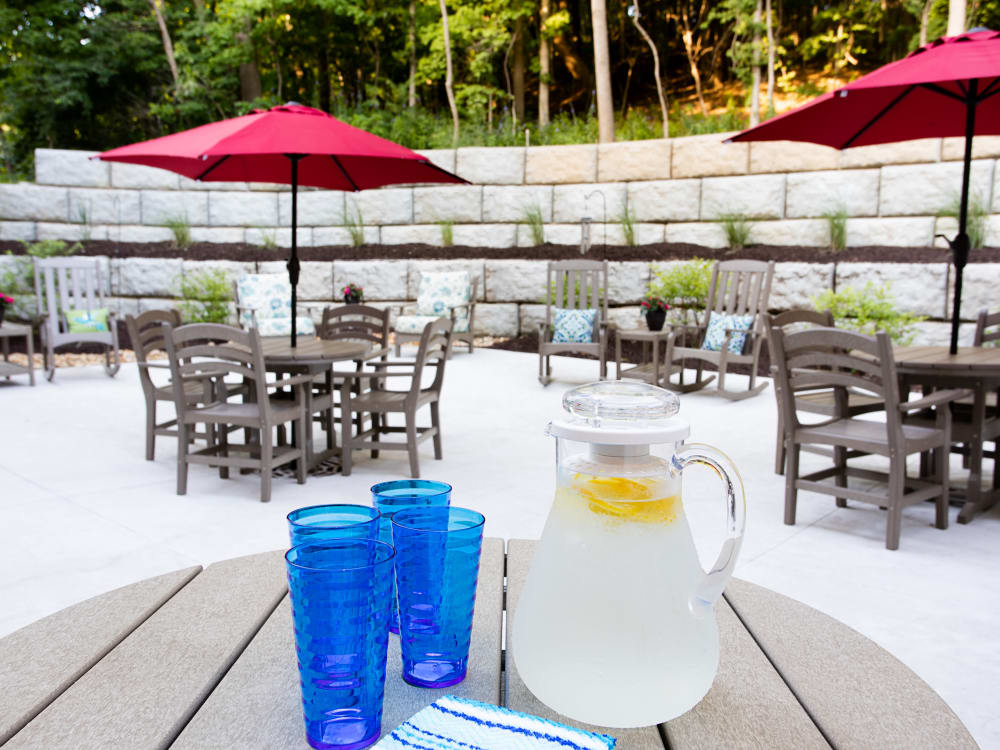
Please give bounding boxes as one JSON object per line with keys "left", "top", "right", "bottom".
{"left": 96, "top": 103, "right": 466, "bottom": 346}
{"left": 727, "top": 29, "right": 1000, "bottom": 353}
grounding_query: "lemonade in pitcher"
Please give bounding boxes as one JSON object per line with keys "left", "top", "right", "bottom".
{"left": 512, "top": 382, "right": 745, "bottom": 728}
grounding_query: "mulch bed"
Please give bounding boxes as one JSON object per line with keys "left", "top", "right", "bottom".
{"left": 3, "top": 239, "right": 998, "bottom": 263}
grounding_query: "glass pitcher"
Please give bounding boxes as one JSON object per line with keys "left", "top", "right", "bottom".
{"left": 512, "top": 381, "right": 746, "bottom": 728}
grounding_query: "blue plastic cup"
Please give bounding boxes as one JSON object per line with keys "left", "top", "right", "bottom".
{"left": 370, "top": 480, "right": 452, "bottom": 633}
{"left": 286, "top": 539, "right": 395, "bottom": 750}
{"left": 287, "top": 504, "right": 380, "bottom": 548}
{"left": 391, "top": 506, "right": 485, "bottom": 688}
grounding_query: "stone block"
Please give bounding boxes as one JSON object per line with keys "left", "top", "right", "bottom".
{"left": 413, "top": 186, "right": 483, "bottom": 223}
{"left": 525, "top": 145, "right": 597, "bottom": 184}
{"left": 607, "top": 262, "right": 650, "bottom": 304}
{"left": 333, "top": 260, "right": 409, "bottom": 300}
{"left": 112, "top": 224, "right": 176, "bottom": 243}
{"left": 539, "top": 223, "right": 587, "bottom": 246}
{"left": 106, "top": 297, "right": 140, "bottom": 318}
{"left": 627, "top": 179, "right": 700, "bottom": 222}
{"left": 516, "top": 223, "right": 546, "bottom": 247}
{"left": 519, "top": 303, "right": 547, "bottom": 334}
{"left": 664, "top": 222, "right": 727, "bottom": 248}
{"left": 834, "top": 262, "right": 948, "bottom": 317}
{"left": 178, "top": 176, "right": 247, "bottom": 191}
{"left": 110, "top": 162, "right": 180, "bottom": 190}
{"left": 278, "top": 190, "right": 344, "bottom": 227}
{"left": 942, "top": 135, "right": 1000, "bottom": 161}
{"left": 701, "top": 174, "right": 785, "bottom": 219}
{"left": 35, "top": 149, "right": 109, "bottom": 187}
{"left": 909, "top": 320, "right": 976, "bottom": 347}
{"left": 189, "top": 226, "right": 245, "bottom": 244}
{"left": 934, "top": 216, "right": 959, "bottom": 248}
{"left": 0, "top": 184, "right": 69, "bottom": 221}
{"left": 553, "top": 183, "right": 626, "bottom": 223}
{"left": 474, "top": 303, "right": 519, "bottom": 336}
{"left": 456, "top": 147, "right": 524, "bottom": 185}
{"left": 247, "top": 182, "right": 290, "bottom": 191}
{"left": 597, "top": 140, "right": 671, "bottom": 182}
{"left": 749, "top": 141, "right": 839, "bottom": 174}
{"left": 137, "top": 297, "right": 180, "bottom": 314}
{"left": 0, "top": 221, "right": 36, "bottom": 241}
{"left": 845, "top": 217, "right": 934, "bottom": 247}
{"left": 408, "top": 260, "right": 485, "bottom": 299}
{"left": 984, "top": 215, "right": 1000, "bottom": 248}
{"left": 245, "top": 227, "right": 300, "bottom": 247}
{"left": 313, "top": 226, "right": 379, "bottom": 247}
{"left": 415, "top": 148, "right": 456, "bottom": 174}
{"left": 785, "top": 169, "right": 880, "bottom": 219}
{"left": 881, "top": 161, "right": 994, "bottom": 216}
{"left": 256, "top": 260, "right": 332, "bottom": 300}
{"left": 35, "top": 222, "right": 109, "bottom": 242}
{"left": 607, "top": 306, "right": 644, "bottom": 330}
{"left": 482, "top": 185, "right": 553, "bottom": 223}
{"left": 600, "top": 223, "right": 664, "bottom": 246}
{"left": 485, "top": 260, "right": 549, "bottom": 302}
{"left": 208, "top": 191, "right": 278, "bottom": 227}
{"left": 770, "top": 263, "right": 834, "bottom": 310}
{"left": 67, "top": 188, "right": 141, "bottom": 226}
{"left": 118, "top": 258, "right": 183, "bottom": 297}
{"left": 380, "top": 225, "right": 441, "bottom": 246}
{"left": 749, "top": 219, "right": 830, "bottom": 247}
{"left": 347, "top": 188, "right": 412, "bottom": 225}
{"left": 451, "top": 224, "right": 517, "bottom": 248}
{"left": 140, "top": 190, "right": 209, "bottom": 227}
{"left": 947, "top": 263, "right": 1000, "bottom": 321}
{"left": 838, "top": 139, "right": 941, "bottom": 168}
{"left": 671, "top": 132, "right": 747, "bottom": 178}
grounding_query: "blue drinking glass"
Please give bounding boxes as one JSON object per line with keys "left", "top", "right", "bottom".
{"left": 391, "top": 506, "right": 485, "bottom": 689}
{"left": 370, "top": 480, "right": 452, "bottom": 633}
{"left": 287, "top": 504, "right": 380, "bottom": 548}
{"left": 286, "top": 539, "right": 395, "bottom": 750}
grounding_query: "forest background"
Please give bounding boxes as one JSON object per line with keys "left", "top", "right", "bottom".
{"left": 3, "top": 0, "right": 1000, "bottom": 182}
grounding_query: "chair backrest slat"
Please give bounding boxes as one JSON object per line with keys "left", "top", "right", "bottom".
{"left": 974, "top": 308, "right": 1000, "bottom": 346}
{"left": 126, "top": 310, "right": 182, "bottom": 394}
{"left": 322, "top": 304, "right": 390, "bottom": 348}
{"left": 410, "top": 317, "right": 454, "bottom": 397}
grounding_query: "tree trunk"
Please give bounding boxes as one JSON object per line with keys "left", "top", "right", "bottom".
{"left": 920, "top": 0, "right": 933, "bottom": 46}
{"left": 513, "top": 16, "right": 526, "bottom": 123}
{"left": 439, "top": 0, "right": 459, "bottom": 145}
{"left": 590, "top": 0, "right": 614, "bottom": 142}
{"left": 148, "top": 0, "right": 179, "bottom": 88}
{"left": 750, "top": 0, "right": 761, "bottom": 127}
{"left": 631, "top": 0, "right": 668, "bottom": 138}
{"left": 236, "top": 19, "right": 261, "bottom": 102}
{"left": 408, "top": 0, "right": 417, "bottom": 107}
{"left": 539, "top": 0, "right": 551, "bottom": 126}
{"left": 765, "top": 0, "right": 774, "bottom": 115}
{"left": 947, "top": 0, "right": 965, "bottom": 36}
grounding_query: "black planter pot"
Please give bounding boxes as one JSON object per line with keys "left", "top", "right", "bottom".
{"left": 344, "top": 294, "right": 362, "bottom": 304}
{"left": 645, "top": 307, "right": 666, "bottom": 331}
{"left": 0, "top": 306, "right": 6, "bottom": 327}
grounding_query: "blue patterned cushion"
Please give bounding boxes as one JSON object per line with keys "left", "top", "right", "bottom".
{"left": 66, "top": 307, "right": 109, "bottom": 333}
{"left": 552, "top": 307, "right": 596, "bottom": 344}
{"left": 254, "top": 315, "right": 315, "bottom": 337}
{"left": 701, "top": 312, "right": 754, "bottom": 354}
{"left": 396, "top": 314, "right": 469, "bottom": 334}
{"left": 415, "top": 271, "right": 471, "bottom": 325}
{"left": 236, "top": 274, "right": 294, "bottom": 328}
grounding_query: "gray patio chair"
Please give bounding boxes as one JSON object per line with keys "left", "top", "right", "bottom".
{"left": 663, "top": 259, "right": 774, "bottom": 400}
{"left": 765, "top": 310, "right": 885, "bottom": 475}
{"left": 394, "top": 273, "right": 477, "bottom": 356}
{"left": 771, "top": 324, "right": 967, "bottom": 550}
{"left": 33, "top": 257, "right": 120, "bottom": 381}
{"left": 164, "top": 323, "right": 313, "bottom": 503}
{"left": 538, "top": 260, "right": 609, "bottom": 385}
{"left": 339, "top": 317, "right": 454, "bottom": 478}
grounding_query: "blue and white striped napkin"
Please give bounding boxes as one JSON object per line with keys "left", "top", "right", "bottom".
{"left": 375, "top": 695, "right": 615, "bottom": 750}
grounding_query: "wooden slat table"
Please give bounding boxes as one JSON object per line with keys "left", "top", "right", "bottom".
{"left": 0, "top": 323, "right": 34, "bottom": 386}
{"left": 0, "top": 540, "right": 977, "bottom": 749}
{"left": 613, "top": 328, "right": 680, "bottom": 388}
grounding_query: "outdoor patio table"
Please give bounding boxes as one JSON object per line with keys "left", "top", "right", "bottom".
{"left": 0, "top": 322, "right": 34, "bottom": 386}
{"left": 893, "top": 344, "right": 1000, "bottom": 523}
{"left": 613, "top": 328, "right": 680, "bottom": 387}
{"left": 0, "top": 539, "right": 977, "bottom": 750}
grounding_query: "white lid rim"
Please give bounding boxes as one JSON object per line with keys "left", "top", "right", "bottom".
{"left": 546, "top": 417, "right": 690, "bottom": 445}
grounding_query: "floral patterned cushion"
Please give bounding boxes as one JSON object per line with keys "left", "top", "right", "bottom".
{"left": 552, "top": 307, "right": 596, "bottom": 344}
{"left": 255, "top": 315, "right": 316, "bottom": 337}
{"left": 237, "top": 274, "right": 294, "bottom": 328}
{"left": 415, "top": 271, "right": 471, "bottom": 325}
{"left": 700, "top": 312, "right": 754, "bottom": 354}
{"left": 396, "top": 314, "right": 469, "bottom": 334}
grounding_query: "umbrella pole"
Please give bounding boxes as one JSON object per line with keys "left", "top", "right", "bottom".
{"left": 287, "top": 156, "right": 303, "bottom": 348}
{"left": 950, "top": 82, "right": 978, "bottom": 355}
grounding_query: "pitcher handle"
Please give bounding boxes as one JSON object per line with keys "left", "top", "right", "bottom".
{"left": 671, "top": 442, "right": 747, "bottom": 616}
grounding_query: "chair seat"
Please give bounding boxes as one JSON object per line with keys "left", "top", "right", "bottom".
{"left": 155, "top": 380, "right": 245, "bottom": 402}
{"left": 795, "top": 389, "right": 885, "bottom": 416}
{"left": 796, "top": 418, "right": 942, "bottom": 455}
{"left": 352, "top": 389, "right": 438, "bottom": 412}
{"left": 184, "top": 396, "right": 301, "bottom": 426}
{"left": 396, "top": 314, "right": 469, "bottom": 334}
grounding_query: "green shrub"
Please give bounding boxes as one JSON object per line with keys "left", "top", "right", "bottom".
{"left": 165, "top": 216, "right": 192, "bottom": 249}
{"left": 824, "top": 207, "right": 848, "bottom": 251}
{"left": 811, "top": 282, "right": 924, "bottom": 344}
{"left": 439, "top": 220, "right": 454, "bottom": 247}
{"left": 0, "top": 240, "right": 82, "bottom": 320}
{"left": 178, "top": 269, "right": 231, "bottom": 324}
{"left": 344, "top": 205, "right": 365, "bottom": 247}
{"left": 619, "top": 208, "right": 637, "bottom": 247}
{"left": 719, "top": 213, "right": 753, "bottom": 250}
{"left": 937, "top": 193, "right": 988, "bottom": 250}
{"left": 648, "top": 259, "right": 712, "bottom": 310}
{"left": 524, "top": 206, "right": 545, "bottom": 246}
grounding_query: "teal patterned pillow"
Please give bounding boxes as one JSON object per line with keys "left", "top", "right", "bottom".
{"left": 552, "top": 307, "right": 596, "bottom": 344}
{"left": 66, "top": 308, "right": 109, "bottom": 333}
{"left": 701, "top": 312, "right": 754, "bottom": 354}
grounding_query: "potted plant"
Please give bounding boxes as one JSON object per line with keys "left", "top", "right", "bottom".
{"left": 343, "top": 283, "right": 364, "bottom": 304}
{"left": 0, "top": 293, "right": 13, "bottom": 326}
{"left": 640, "top": 295, "right": 669, "bottom": 331}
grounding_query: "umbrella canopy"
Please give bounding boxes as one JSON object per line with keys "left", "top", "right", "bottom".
{"left": 728, "top": 29, "right": 1000, "bottom": 353}
{"left": 97, "top": 103, "right": 467, "bottom": 345}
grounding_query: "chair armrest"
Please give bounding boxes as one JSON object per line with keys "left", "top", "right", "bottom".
{"left": 359, "top": 346, "right": 391, "bottom": 361}
{"left": 269, "top": 374, "right": 315, "bottom": 389}
{"left": 137, "top": 361, "right": 170, "bottom": 370}
{"left": 366, "top": 360, "right": 419, "bottom": 369}
{"left": 898, "top": 388, "right": 973, "bottom": 413}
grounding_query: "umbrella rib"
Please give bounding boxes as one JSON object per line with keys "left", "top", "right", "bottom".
{"left": 195, "top": 155, "right": 229, "bottom": 181}
{"left": 329, "top": 155, "right": 360, "bottom": 191}
{"left": 976, "top": 77, "right": 1000, "bottom": 101}
{"left": 919, "top": 82, "right": 968, "bottom": 103}
{"left": 841, "top": 85, "right": 917, "bottom": 149}
{"left": 416, "top": 159, "right": 471, "bottom": 185}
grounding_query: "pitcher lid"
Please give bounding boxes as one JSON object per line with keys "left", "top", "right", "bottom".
{"left": 547, "top": 381, "right": 689, "bottom": 445}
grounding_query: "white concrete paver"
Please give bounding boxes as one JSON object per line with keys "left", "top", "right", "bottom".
{"left": 1, "top": 348, "right": 998, "bottom": 748}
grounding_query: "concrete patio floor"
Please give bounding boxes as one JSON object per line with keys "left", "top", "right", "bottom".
{"left": 1, "top": 347, "right": 998, "bottom": 748}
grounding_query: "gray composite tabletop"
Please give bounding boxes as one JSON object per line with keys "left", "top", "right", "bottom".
{"left": 0, "top": 539, "right": 977, "bottom": 749}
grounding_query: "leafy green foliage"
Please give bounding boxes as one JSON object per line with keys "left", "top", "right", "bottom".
{"left": 719, "top": 213, "right": 753, "bottom": 250}
{"left": 439, "top": 220, "right": 454, "bottom": 247}
{"left": 619, "top": 208, "right": 636, "bottom": 247}
{"left": 178, "top": 269, "right": 232, "bottom": 324}
{"left": 523, "top": 205, "right": 545, "bottom": 246}
{"left": 648, "top": 259, "right": 712, "bottom": 309}
{"left": 165, "top": 216, "right": 192, "bottom": 249}
{"left": 824, "top": 207, "right": 848, "bottom": 251}
{"left": 812, "top": 282, "right": 924, "bottom": 344}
